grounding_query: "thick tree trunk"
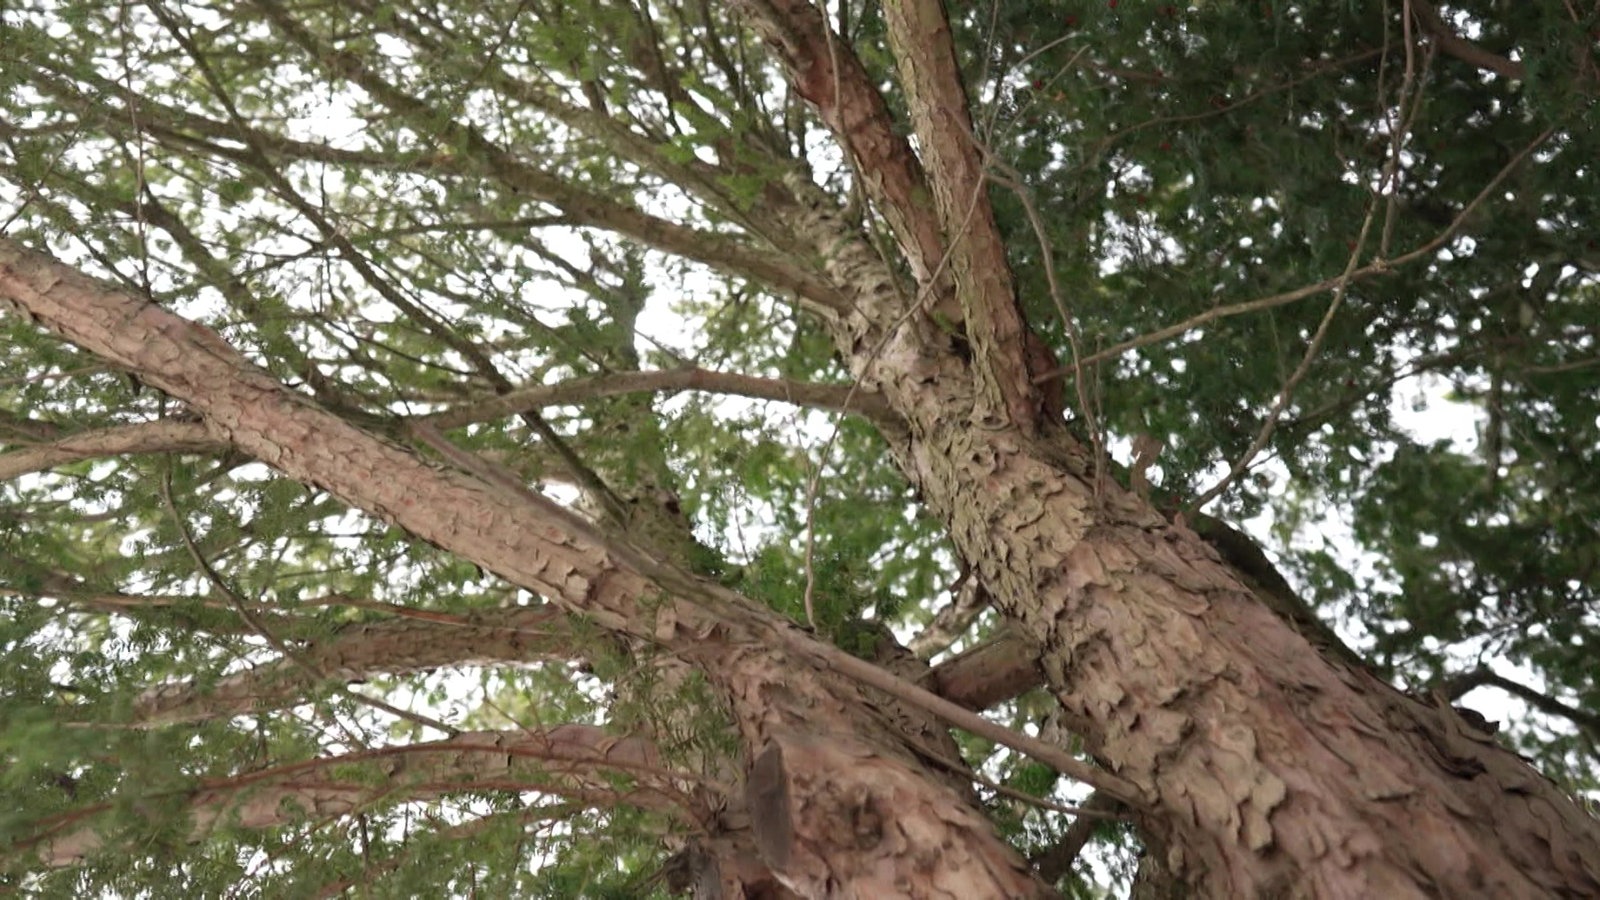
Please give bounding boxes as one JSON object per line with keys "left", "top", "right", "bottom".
{"left": 733, "top": 1, "right": 1600, "bottom": 894}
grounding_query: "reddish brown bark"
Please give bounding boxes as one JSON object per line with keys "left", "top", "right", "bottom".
{"left": 744, "top": 1, "right": 1600, "bottom": 895}
{"left": 0, "top": 239, "right": 1053, "bottom": 898}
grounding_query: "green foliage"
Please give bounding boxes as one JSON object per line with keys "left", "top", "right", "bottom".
{"left": 0, "top": 0, "right": 1596, "bottom": 893}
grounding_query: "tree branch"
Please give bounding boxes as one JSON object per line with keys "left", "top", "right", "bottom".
{"left": 132, "top": 606, "right": 574, "bottom": 726}
{"left": 880, "top": 0, "right": 1041, "bottom": 429}
{"left": 0, "top": 419, "right": 219, "bottom": 481}
{"left": 425, "top": 367, "right": 898, "bottom": 430}
{"left": 1411, "top": 0, "right": 1526, "bottom": 80}
{"left": 733, "top": 0, "right": 948, "bottom": 288}
{"left": 25, "top": 727, "right": 689, "bottom": 868}
{"left": 0, "top": 237, "right": 1141, "bottom": 813}
{"left": 1443, "top": 668, "right": 1600, "bottom": 741}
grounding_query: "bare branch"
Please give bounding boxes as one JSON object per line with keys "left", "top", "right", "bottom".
{"left": 1443, "top": 669, "right": 1600, "bottom": 741}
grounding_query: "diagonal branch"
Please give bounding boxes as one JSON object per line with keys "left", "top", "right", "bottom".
{"left": 1443, "top": 668, "right": 1600, "bottom": 741}
{"left": 1410, "top": 0, "right": 1526, "bottom": 80}
{"left": 880, "top": 0, "right": 1042, "bottom": 430}
{"left": 0, "top": 237, "right": 1141, "bottom": 822}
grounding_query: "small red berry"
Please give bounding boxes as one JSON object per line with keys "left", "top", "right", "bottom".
{"left": 1159, "top": 141, "right": 1172, "bottom": 151}
{"left": 1108, "top": 0, "right": 1118, "bottom": 8}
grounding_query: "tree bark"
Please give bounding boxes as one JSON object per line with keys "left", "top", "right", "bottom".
{"left": 737, "top": 1, "right": 1600, "bottom": 895}
{"left": 0, "top": 239, "right": 1054, "bottom": 898}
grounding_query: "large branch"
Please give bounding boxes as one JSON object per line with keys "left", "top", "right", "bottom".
{"left": 880, "top": 0, "right": 1041, "bottom": 430}
{"left": 733, "top": 0, "right": 948, "bottom": 290}
{"left": 0, "top": 239, "right": 1080, "bottom": 896}
{"left": 28, "top": 727, "right": 683, "bottom": 868}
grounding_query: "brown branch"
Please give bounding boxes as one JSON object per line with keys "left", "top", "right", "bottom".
{"left": 25, "top": 727, "right": 690, "bottom": 868}
{"left": 132, "top": 606, "right": 574, "bottom": 726}
{"left": 1442, "top": 669, "right": 1600, "bottom": 741}
{"left": 0, "top": 418, "right": 220, "bottom": 481}
{"left": 0, "top": 237, "right": 1142, "bottom": 806}
{"left": 732, "top": 0, "right": 948, "bottom": 287}
{"left": 880, "top": 0, "right": 1040, "bottom": 430}
{"left": 425, "top": 366, "right": 898, "bottom": 430}
{"left": 924, "top": 628, "right": 1043, "bottom": 712}
{"left": 1030, "top": 790, "right": 1127, "bottom": 885}
{"left": 1411, "top": 0, "right": 1526, "bottom": 80}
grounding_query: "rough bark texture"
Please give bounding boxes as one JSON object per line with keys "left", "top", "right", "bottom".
{"left": 741, "top": 2, "right": 1600, "bottom": 896}
{"left": 6, "top": 0, "right": 1600, "bottom": 893}
{"left": 0, "top": 239, "right": 1052, "bottom": 898}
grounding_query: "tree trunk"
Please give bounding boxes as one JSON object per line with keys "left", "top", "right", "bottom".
{"left": 0, "top": 239, "right": 1054, "bottom": 898}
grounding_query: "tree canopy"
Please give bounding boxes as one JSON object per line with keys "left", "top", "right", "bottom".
{"left": 1, "top": 0, "right": 1597, "bottom": 896}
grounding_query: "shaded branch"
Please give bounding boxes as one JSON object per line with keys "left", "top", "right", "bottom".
{"left": 1411, "top": 0, "right": 1526, "bottom": 80}
{"left": 0, "top": 418, "right": 219, "bottom": 481}
{"left": 425, "top": 366, "right": 898, "bottom": 430}
{"left": 924, "top": 627, "right": 1043, "bottom": 712}
{"left": 132, "top": 606, "right": 574, "bottom": 726}
{"left": 25, "top": 727, "right": 691, "bottom": 869}
{"left": 1030, "top": 790, "right": 1127, "bottom": 885}
{"left": 1443, "top": 668, "right": 1600, "bottom": 741}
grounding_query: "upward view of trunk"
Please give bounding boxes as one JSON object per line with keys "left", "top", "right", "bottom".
{"left": 3, "top": 0, "right": 1599, "bottom": 896}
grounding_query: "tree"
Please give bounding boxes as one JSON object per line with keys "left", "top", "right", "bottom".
{"left": 1, "top": 0, "right": 1597, "bottom": 895}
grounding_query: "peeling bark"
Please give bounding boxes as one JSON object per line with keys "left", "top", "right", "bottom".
{"left": 0, "top": 239, "right": 1054, "bottom": 899}
{"left": 742, "top": 1, "right": 1600, "bottom": 893}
